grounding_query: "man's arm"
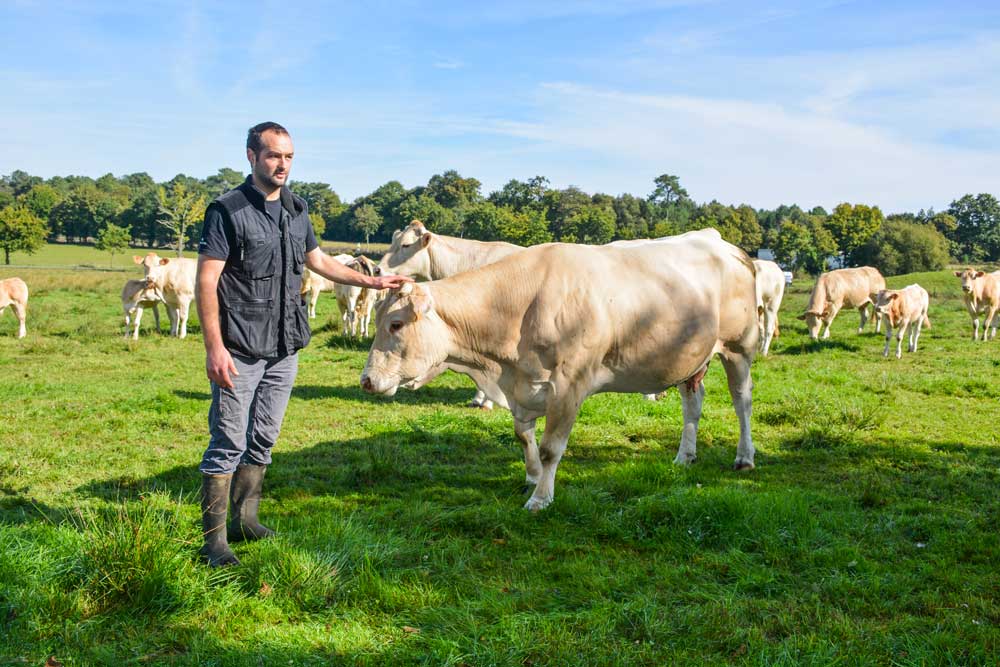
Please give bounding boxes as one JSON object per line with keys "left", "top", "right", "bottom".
{"left": 196, "top": 255, "right": 239, "bottom": 389}
{"left": 305, "top": 248, "right": 413, "bottom": 290}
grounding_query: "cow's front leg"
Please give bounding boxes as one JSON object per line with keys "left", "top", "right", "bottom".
{"left": 822, "top": 307, "right": 839, "bottom": 339}
{"left": 882, "top": 321, "right": 893, "bottom": 358}
{"left": 720, "top": 351, "right": 755, "bottom": 470}
{"left": 674, "top": 381, "right": 705, "bottom": 465}
{"left": 132, "top": 305, "right": 144, "bottom": 340}
{"left": 895, "top": 319, "right": 908, "bottom": 358}
{"left": 514, "top": 417, "right": 541, "bottom": 490}
{"left": 152, "top": 303, "right": 161, "bottom": 333}
{"left": 167, "top": 305, "right": 179, "bottom": 337}
{"left": 524, "top": 400, "right": 581, "bottom": 512}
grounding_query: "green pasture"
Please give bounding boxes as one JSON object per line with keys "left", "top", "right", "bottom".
{"left": 0, "top": 261, "right": 998, "bottom": 666}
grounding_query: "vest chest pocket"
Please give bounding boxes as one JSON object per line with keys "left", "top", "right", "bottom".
{"left": 291, "top": 230, "right": 307, "bottom": 275}
{"left": 241, "top": 234, "right": 278, "bottom": 279}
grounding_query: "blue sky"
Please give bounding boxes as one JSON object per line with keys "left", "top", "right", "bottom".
{"left": 3, "top": 0, "right": 999, "bottom": 212}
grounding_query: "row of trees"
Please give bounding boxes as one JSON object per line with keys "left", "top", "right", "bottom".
{"left": 2, "top": 168, "right": 999, "bottom": 274}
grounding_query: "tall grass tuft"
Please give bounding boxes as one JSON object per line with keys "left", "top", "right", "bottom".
{"left": 62, "top": 491, "right": 198, "bottom": 616}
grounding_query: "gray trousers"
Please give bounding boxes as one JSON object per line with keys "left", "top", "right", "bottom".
{"left": 199, "top": 353, "right": 298, "bottom": 475}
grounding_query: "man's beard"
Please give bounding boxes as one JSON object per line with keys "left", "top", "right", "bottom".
{"left": 255, "top": 166, "right": 286, "bottom": 191}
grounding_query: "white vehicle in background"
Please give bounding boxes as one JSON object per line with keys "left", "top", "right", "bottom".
{"left": 783, "top": 271, "right": 794, "bottom": 285}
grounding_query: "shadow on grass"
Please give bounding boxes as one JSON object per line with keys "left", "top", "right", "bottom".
{"left": 173, "top": 389, "right": 211, "bottom": 401}
{"left": 778, "top": 338, "right": 863, "bottom": 355}
{"left": 293, "top": 382, "right": 485, "bottom": 407}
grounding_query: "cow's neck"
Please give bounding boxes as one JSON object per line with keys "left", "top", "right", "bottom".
{"left": 427, "top": 236, "right": 509, "bottom": 279}
{"left": 429, "top": 269, "right": 535, "bottom": 371}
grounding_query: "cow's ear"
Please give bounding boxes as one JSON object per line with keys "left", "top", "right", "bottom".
{"left": 954, "top": 271, "right": 962, "bottom": 277}
{"left": 411, "top": 219, "right": 425, "bottom": 231}
{"left": 133, "top": 256, "right": 143, "bottom": 264}
{"left": 797, "top": 313, "right": 807, "bottom": 321}
{"left": 392, "top": 229, "right": 402, "bottom": 242}
{"left": 159, "top": 258, "right": 170, "bottom": 265}
{"left": 889, "top": 293, "right": 899, "bottom": 301}
{"left": 421, "top": 232, "right": 433, "bottom": 249}
{"left": 411, "top": 290, "right": 434, "bottom": 321}
{"left": 976, "top": 271, "right": 985, "bottom": 278}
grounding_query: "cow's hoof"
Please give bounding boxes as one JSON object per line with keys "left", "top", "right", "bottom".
{"left": 732, "top": 460, "right": 755, "bottom": 471}
{"left": 524, "top": 496, "right": 552, "bottom": 512}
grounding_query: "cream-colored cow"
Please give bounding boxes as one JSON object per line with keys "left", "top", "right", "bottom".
{"left": 333, "top": 255, "right": 382, "bottom": 337}
{"left": 798, "top": 266, "right": 886, "bottom": 340}
{"left": 752, "top": 259, "right": 786, "bottom": 356}
{"left": 873, "top": 285, "right": 931, "bottom": 358}
{"left": 301, "top": 254, "right": 353, "bottom": 319}
{"left": 380, "top": 220, "right": 525, "bottom": 408}
{"left": 954, "top": 268, "right": 1000, "bottom": 341}
{"left": 0, "top": 277, "right": 28, "bottom": 338}
{"left": 121, "top": 278, "right": 165, "bottom": 340}
{"left": 362, "top": 229, "right": 759, "bottom": 511}
{"left": 134, "top": 253, "right": 197, "bottom": 338}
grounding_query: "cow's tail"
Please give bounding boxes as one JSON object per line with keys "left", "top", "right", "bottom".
{"left": 923, "top": 314, "right": 931, "bottom": 329}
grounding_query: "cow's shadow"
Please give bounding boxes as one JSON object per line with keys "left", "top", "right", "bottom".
{"left": 779, "top": 338, "right": 863, "bottom": 355}
{"left": 292, "top": 383, "right": 485, "bottom": 407}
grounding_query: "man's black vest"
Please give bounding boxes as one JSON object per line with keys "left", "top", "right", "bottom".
{"left": 210, "top": 177, "right": 311, "bottom": 358}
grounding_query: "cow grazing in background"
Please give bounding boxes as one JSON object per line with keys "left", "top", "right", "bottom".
{"left": 301, "top": 253, "right": 353, "bottom": 319}
{"left": 752, "top": 259, "right": 786, "bottom": 356}
{"left": 954, "top": 268, "right": 1000, "bottom": 341}
{"left": 121, "top": 278, "right": 165, "bottom": 340}
{"left": 134, "top": 253, "right": 197, "bottom": 338}
{"left": 379, "top": 220, "right": 525, "bottom": 408}
{"left": 798, "top": 266, "right": 886, "bottom": 340}
{"left": 0, "top": 277, "right": 28, "bottom": 338}
{"left": 333, "top": 255, "right": 382, "bottom": 337}
{"left": 873, "top": 285, "right": 931, "bottom": 358}
{"left": 362, "top": 229, "right": 759, "bottom": 512}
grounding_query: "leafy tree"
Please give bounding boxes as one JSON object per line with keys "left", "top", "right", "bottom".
{"left": 825, "top": 203, "right": 884, "bottom": 265}
{"left": 560, "top": 204, "right": 616, "bottom": 245}
{"left": 425, "top": 170, "right": 482, "bottom": 209}
{"left": 612, "top": 193, "right": 652, "bottom": 240}
{"left": 771, "top": 216, "right": 837, "bottom": 274}
{"left": 20, "top": 184, "right": 61, "bottom": 221}
{"left": 809, "top": 206, "right": 829, "bottom": 217}
{"left": 4, "top": 170, "right": 42, "bottom": 197}
{"left": 648, "top": 174, "right": 689, "bottom": 208}
{"left": 544, "top": 186, "right": 592, "bottom": 240}
{"left": 158, "top": 183, "right": 206, "bottom": 256}
{"left": 948, "top": 193, "right": 1000, "bottom": 262}
{"left": 462, "top": 202, "right": 508, "bottom": 241}
{"left": 0, "top": 205, "right": 48, "bottom": 264}
{"left": 488, "top": 176, "right": 549, "bottom": 212}
{"left": 94, "top": 223, "right": 132, "bottom": 267}
{"left": 396, "top": 194, "right": 459, "bottom": 236}
{"left": 291, "top": 181, "right": 346, "bottom": 224}
{"left": 351, "top": 204, "right": 382, "bottom": 248}
{"left": 49, "top": 186, "right": 103, "bottom": 242}
{"left": 309, "top": 213, "right": 326, "bottom": 240}
{"left": 688, "top": 202, "right": 762, "bottom": 254}
{"left": 853, "top": 219, "right": 950, "bottom": 276}
{"left": 118, "top": 175, "right": 161, "bottom": 247}
{"left": 205, "top": 168, "right": 245, "bottom": 197}
{"left": 498, "top": 208, "right": 552, "bottom": 246}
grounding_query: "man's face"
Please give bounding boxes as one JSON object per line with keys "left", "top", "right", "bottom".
{"left": 248, "top": 130, "right": 294, "bottom": 191}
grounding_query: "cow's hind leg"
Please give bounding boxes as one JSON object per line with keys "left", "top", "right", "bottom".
{"left": 857, "top": 304, "right": 870, "bottom": 333}
{"left": 675, "top": 381, "right": 705, "bottom": 465}
{"left": 985, "top": 306, "right": 999, "bottom": 341}
{"left": 12, "top": 301, "right": 26, "bottom": 339}
{"left": 719, "top": 351, "right": 755, "bottom": 470}
{"left": 514, "top": 417, "right": 542, "bottom": 491}
{"left": 524, "top": 400, "right": 582, "bottom": 512}
{"left": 895, "top": 318, "right": 908, "bottom": 358}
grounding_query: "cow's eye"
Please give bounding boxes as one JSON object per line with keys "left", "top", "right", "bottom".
{"left": 389, "top": 321, "right": 404, "bottom": 333}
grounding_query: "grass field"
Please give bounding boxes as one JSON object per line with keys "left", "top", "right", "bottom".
{"left": 1, "top": 252, "right": 999, "bottom": 665}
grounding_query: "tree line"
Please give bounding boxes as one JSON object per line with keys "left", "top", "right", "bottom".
{"left": 1, "top": 168, "right": 998, "bottom": 274}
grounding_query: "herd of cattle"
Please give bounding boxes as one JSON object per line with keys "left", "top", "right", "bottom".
{"left": 2, "top": 223, "right": 999, "bottom": 509}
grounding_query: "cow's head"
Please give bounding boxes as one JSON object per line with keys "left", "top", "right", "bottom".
{"left": 797, "top": 307, "right": 830, "bottom": 340}
{"left": 873, "top": 289, "right": 899, "bottom": 327}
{"left": 954, "top": 268, "right": 984, "bottom": 293}
{"left": 349, "top": 255, "right": 382, "bottom": 278}
{"left": 378, "top": 220, "right": 433, "bottom": 280}
{"left": 360, "top": 282, "right": 448, "bottom": 396}
{"left": 134, "top": 253, "right": 169, "bottom": 284}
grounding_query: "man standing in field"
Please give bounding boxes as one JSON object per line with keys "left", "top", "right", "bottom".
{"left": 195, "top": 122, "right": 411, "bottom": 567}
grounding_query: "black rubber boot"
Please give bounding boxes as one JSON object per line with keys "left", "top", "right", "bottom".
{"left": 227, "top": 463, "right": 276, "bottom": 542}
{"left": 199, "top": 474, "right": 240, "bottom": 567}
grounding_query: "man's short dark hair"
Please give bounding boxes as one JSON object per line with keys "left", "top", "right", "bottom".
{"left": 247, "top": 122, "right": 289, "bottom": 155}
